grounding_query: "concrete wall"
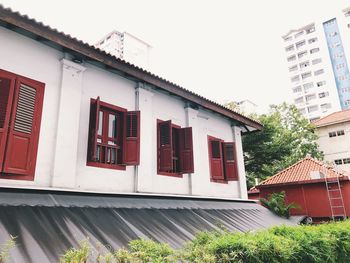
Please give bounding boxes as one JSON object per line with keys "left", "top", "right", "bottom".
{"left": 0, "top": 26, "right": 248, "bottom": 199}
{"left": 317, "top": 122, "right": 350, "bottom": 172}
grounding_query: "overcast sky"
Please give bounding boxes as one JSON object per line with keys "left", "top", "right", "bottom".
{"left": 0, "top": 0, "right": 349, "bottom": 112}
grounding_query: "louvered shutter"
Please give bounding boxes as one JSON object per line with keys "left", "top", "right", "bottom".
{"left": 3, "top": 77, "right": 45, "bottom": 176}
{"left": 158, "top": 120, "right": 172, "bottom": 171}
{"left": 223, "top": 142, "right": 238, "bottom": 181}
{"left": 0, "top": 70, "right": 16, "bottom": 171}
{"left": 179, "top": 127, "right": 194, "bottom": 173}
{"left": 208, "top": 137, "right": 224, "bottom": 180}
{"left": 87, "top": 97, "right": 100, "bottom": 162}
{"left": 123, "top": 111, "right": 140, "bottom": 165}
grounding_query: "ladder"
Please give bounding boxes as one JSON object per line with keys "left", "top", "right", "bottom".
{"left": 323, "top": 164, "right": 347, "bottom": 220}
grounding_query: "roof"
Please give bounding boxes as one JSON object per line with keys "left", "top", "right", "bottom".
{"left": 0, "top": 188, "right": 294, "bottom": 262}
{"left": 257, "top": 156, "right": 350, "bottom": 188}
{"left": 0, "top": 5, "right": 262, "bottom": 133}
{"left": 313, "top": 109, "right": 350, "bottom": 127}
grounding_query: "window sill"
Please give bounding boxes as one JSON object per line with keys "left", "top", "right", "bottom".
{"left": 0, "top": 173, "right": 35, "bottom": 181}
{"left": 211, "top": 179, "right": 228, "bottom": 184}
{"left": 157, "top": 171, "right": 183, "bottom": 178}
{"left": 87, "top": 162, "right": 126, "bottom": 170}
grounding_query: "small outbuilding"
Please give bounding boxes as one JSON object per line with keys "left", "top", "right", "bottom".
{"left": 249, "top": 156, "right": 350, "bottom": 222}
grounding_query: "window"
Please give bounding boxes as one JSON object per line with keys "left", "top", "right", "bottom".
{"left": 343, "top": 158, "right": 350, "bottom": 164}
{"left": 336, "top": 63, "right": 345, "bottom": 70}
{"left": 312, "top": 58, "right": 322, "bottom": 65}
{"left": 320, "top": 103, "right": 331, "bottom": 111}
{"left": 285, "top": 45, "right": 294, "bottom": 52}
{"left": 303, "top": 82, "right": 314, "bottom": 92}
{"left": 296, "top": 40, "right": 306, "bottom": 49}
{"left": 293, "top": 86, "right": 302, "bottom": 93}
{"left": 299, "top": 61, "right": 310, "bottom": 68}
{"left": 345, "top": 11, "right": 350, "bottom": 17}
{"left": 332, "top": 42, "right": 341, "bottom": 48}
{"left": 291, "top": 75, "right": 300, "bottom": 83}
{"left": 310, "top": 48, "right": 320, "bottom": 54}
{"left": 284, "top": 36, "right": 292, "bottom": 42}
{"left": 298, "top": 51, "right": 308, "bottom": 59}
{"left": 314, "top": 69, "right": 324, "bottom": 76}
{"left": 329, "top": 131, "right": 337, "bottom": 137}
{"left": 317, "top": 81, "right": 326, "bottom": 87}
{"left": 335, "top": 159, "right": 343, "bottom": 165}
{"left": 307, "top": 105, "right": 318, "bottom": 113}
{"left": 301, "top": 72, "right": 312, "bottom": 79}
{"left": 306, "top": 26, "right": 315, "bottom": 34}
{"left": 319, "top": 92, "right": 329, "bottom": 98}
{"left": 157, "top": 120, "right": 194, "bottom": 176}
{"left": 305, "top": 94, "right": 316, "bottom": 101}
{"left": 0, "top": 69, "right": 45, "bottom": 180}
{"left": 294, "top": 97, "right": 303, "bottom": 104}
{"left": 337, "top": 130, "right": 345, "bottom": 136}
{"left": 295, "top": 31, "right": 304, "bottom": 38}
{"left": 287, "top": 55, "right": 296, "bottom": 62}
{"left": 308, "top": 37, "right": 317, "bottom": 44}
{"left": 289, "top": 65, "right": 298, "bottom": 72}
{"left": 208, "top": 136, "right": 237, "bottom": 182}
{"left": 87, "top": 97, "right": 140, "bottom": 169}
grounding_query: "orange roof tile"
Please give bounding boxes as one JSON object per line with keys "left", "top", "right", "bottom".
{"left": 257, "top": 157, "right": 349, "bottom": 187}
{"left": 313, "top": 109, "right": 350, "bottom": 127}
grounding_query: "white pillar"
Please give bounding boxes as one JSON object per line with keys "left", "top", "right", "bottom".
{"left": 185, "top": 106, "right": 198, "bottom": 195}
{"left": 233, "top": 126, "right": 248, "bottom": 199}
{"left": 135, "top": 84, "right": 154, "bottom": 193}
{"left": 51, "top": 59, "right": 86, "bottom": 188}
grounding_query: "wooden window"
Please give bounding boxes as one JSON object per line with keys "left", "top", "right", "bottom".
{"left": 157, "top": 120, "right": 194, "bottom": 176}
{"left": 0, "top": 69, "right": 45, "bottom": 180}
{"left": 87, "top": 97, "right": 140, "bottom": 169}
{"left": 208, "top": 136, "right": 238, "bottom": 183}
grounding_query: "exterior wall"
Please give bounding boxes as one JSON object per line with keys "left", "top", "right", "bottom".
{"left": 316, "top": 121, "right": 350, "bottom": 172}
{"left": 258, "top": 181, "right": 350, "bottom": 218}
{"left": 0, "top": 26, "right": 247, "bottom": 199}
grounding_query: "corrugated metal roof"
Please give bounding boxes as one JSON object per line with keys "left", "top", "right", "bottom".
{"left": 0, "top": 4, "right": 262, "bottom": 132}
{"left": 257, "top": 156, "right": 349, "bottom": 187}
{"left": 313, "top": 109, "right": 350, "bottom": 127}
{"left": 0, "top": 188, "right": 295, "bottom": 262}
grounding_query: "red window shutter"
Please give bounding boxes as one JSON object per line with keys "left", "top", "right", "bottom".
{"left": 208, "top": 137, "right": 224, "bottom": 180}
{"left": 223, "top": 142, "right": 238, "bottom": 181}
{"left": 3, "top": 76, "right": 45, "bottom": 176}
{"left": 179, "top": 127, "right": 194, "bottom": 173}
{"left": 0, "top": 70, "right": 16, "bottom": 172}
{"left": 123, "top": 111, "right": 140, "bottom": 165}
{"left": 87, "top": 97, "right": 100, "bottom": 162}
{"left": 158, "top": 120, "right": 172, "bottom": 171}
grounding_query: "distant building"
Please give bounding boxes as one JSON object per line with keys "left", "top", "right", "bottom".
{"left": 95, "top": 30, "right": 152, "bottom": 69}
{"left": 314, "top": 109, "right": 350, "bottom": 173}
{"left": 235, "top": 100, "right": 258, "bottom": 115}
{"left": 282, "top": 7, "right": 350, "bottom": 122}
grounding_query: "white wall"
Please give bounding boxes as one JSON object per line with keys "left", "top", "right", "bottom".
{"left": 317, "top": 122, "right": 350, "bottom": 172}
{"left": 0, "top": 26, "right": 246, "bottom": 199}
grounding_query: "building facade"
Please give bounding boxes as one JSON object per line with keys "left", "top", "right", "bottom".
{"left": 283, "top": 7, "right": 350, "bottom": 122}
{"left": 314, "top": 109, "right": 350, "bottom": 173}
{"left": 95, "top": 30, "right": 152, "bottom": 70}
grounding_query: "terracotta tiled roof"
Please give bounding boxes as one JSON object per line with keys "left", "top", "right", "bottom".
{"left": 313, "top": 109, "right": 350, "bottom": 127}
{"left": 257, "top": 157, "right": 349, "bottom": 187}
{"left": 248, "top": 186, "right": 260, "bottom": 193}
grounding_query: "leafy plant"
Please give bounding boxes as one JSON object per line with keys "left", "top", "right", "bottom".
{"left": 260, "top": 191, "right": 299, "bottom": 218}
{"left": 60, "top": 240, "right": 90, "bottom": 263}
{"left": 0, "top": 236, "right": 16, "bottom": 263}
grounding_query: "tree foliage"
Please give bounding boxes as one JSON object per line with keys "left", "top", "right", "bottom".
{"left": 242, "top": 103, "right": 323, "bottom": 188}
{"left": 260, "top": 192, "right": 299, "bottom": 218}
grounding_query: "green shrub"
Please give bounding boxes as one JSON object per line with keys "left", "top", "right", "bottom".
{"left": 260, "top": 191, "right": 299, "bottom": 218}
{"left": 0, "top": 236, "right": 16, "bottom": 263}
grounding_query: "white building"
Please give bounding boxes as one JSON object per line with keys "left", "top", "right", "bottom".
{"left": 314, "top": 109, "right": 350, "bottom": 173}
{"left": 95, "top": 30, "right": 152, "bottom": 70}
{"left": 235, "top": 100, "right": 258, "bottom": 115}
{"left": 283, "top": 7, "right": 350, "bottom": 122}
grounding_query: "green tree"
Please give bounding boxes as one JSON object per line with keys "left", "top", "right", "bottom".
{"left": 260, "top": 191, "right": 299, "bottom": 218}
{"left": 242, "top": 103, "right": 323, "bottom": 188}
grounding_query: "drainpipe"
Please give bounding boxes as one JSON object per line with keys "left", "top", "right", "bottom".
{"left": 134, "top": 83, "right": 141, "bottom": 192}
{"left": 185, "top": 103, "right": 193, "bottom": 195}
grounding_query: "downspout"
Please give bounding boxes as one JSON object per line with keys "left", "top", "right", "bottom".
{"left": 134, "top": 84, "right": 141, "bottom": 192}
{"left": 185, "top": 103, "right": 193, "bottom": 195}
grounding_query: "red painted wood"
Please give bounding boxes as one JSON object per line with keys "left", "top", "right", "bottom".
{"left": 223, "top": 142, "right": 238, "bottom": 181}
{"left": 0, "top": 70, "right": 16, "bottom": 172}
{"left": 208, "top": 136, "right": 224, "bottom": 181}
{"left": 179, "top": 127, "right": 194, "bottom": 173}
{"left": 158, "top": 120, "right": 172, "bottom": 172}
{"left": 3, "top": 75, "right": 45, "bottom": 177}
{"left": 123, "top": 111, "right": 140, "bottom": 165}
{"left": 87, "top": 97, "right": 100, "bottom": 162}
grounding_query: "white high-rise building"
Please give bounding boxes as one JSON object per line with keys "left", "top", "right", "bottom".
{"left": 95, "top": 30, "right": 152, "bottom": 70}
{"left": 283, "top": 7, "right": 350, "bottom": 122}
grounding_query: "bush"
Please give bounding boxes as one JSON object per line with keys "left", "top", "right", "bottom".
{"left": 58, "top": 221, "right": 350, "bottom": 262}
{"left": 0, "top": 236, "right": 16, "bottom": 263}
